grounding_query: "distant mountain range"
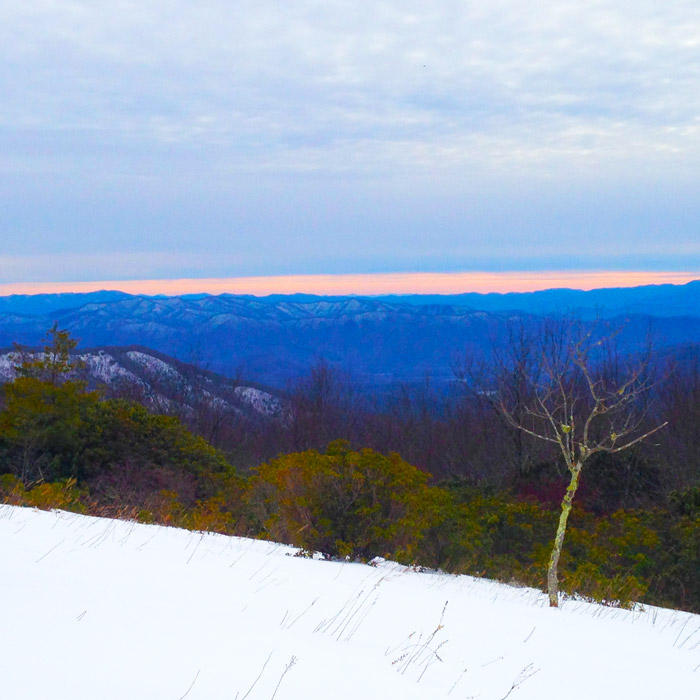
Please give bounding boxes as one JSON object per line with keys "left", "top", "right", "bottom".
{"left": 0, "top": 290, "right": 132, "bottom": 317}
{"left": 2, "top": 279, "right": 698, "bottom": 318}
{"left": 0, "top": 280, "right": 698, "bottom": 387}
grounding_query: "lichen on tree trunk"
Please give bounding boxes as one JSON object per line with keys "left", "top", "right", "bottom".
{"left": 547, "top": 461, "right": 582, "bottom": 607}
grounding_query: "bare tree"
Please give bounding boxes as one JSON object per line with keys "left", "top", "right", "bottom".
{"left": 494, "top": 319, "right": 667, "bottom": 607}
{"left": 657, "top": 351, "right": 700, "bottom": 490}
{"left": 285, "top": 359, "right": 366, "bottom": 452}
{"left": 489, "top": 321, "right": 554, "bottom": 479}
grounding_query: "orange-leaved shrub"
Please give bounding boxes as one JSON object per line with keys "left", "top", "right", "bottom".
{"left": 247, "top": 440, "right": 449, "bottom": 562}
{"left": 0, "top": 474, "right": 86, "bottom": 513}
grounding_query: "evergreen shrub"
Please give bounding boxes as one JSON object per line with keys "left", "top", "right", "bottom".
{"left": 247, "top": 440, "right": 448, "bottom": 561}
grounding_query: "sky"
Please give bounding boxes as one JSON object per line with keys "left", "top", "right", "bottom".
{"left": 1, "top": 1, "right": 700, "bottom": 293}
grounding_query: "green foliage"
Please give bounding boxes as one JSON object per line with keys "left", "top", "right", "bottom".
{"left": 423, "top": 484, "right": 678, "bottom": 609}
{"left": 0, "top": 328, "right": 242, "bottom": 520}
{"left": 0, "top": 377, "right": 100, "bottom": 482}
{"left": 13, "top": 322, "right": 82, "bottom": 385}
{"left": 0, "top": 326, "right": 696, "bottom": 612}
{"left": 555, "top": 510, "right": 659, "bottom": 606}
{"left": 247, "top": 440, "right": 448, "bottom": 561}
{"left": 0, "top": 326, "right": 96, "bottom": 482}
{"left": 80, "top": 399, "right": 238, "bottom": 503}
{"left": 421, "top": 484, "right": 555, "bottom": 584}
{"left": 647, "top": 511, "right": 700, "bottom": 612}
{"left": 0, "top": 378, "right": 239, "bottom": 503}
{"left": 668, "top": 486, "right": 700, "bottom": 518}
{"left": 577, "top": 451, "right": 663, "bottom": 513}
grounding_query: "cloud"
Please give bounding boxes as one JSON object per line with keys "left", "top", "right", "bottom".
{"left": 1, "top": 1, "right": 699, "bottom": 280}
{"left": 0, "top": 251, "right": 234, "bottom": 284}
{"left": 3, "top": 1, "right": 699, "bottom": 172}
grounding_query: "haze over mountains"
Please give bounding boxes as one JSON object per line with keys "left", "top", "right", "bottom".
{"left": 0, "top": 281, "right": 698, "bottom": 388}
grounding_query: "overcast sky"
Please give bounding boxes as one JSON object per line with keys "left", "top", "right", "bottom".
{"left": 1, "top": 1, "right": 699, "bottom": 288}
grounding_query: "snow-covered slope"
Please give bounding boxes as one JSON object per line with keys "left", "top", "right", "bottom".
{"left": 1, "top": 505, "right": 698, "bottom": 699}
{"left": 0, "top": 347, "right": 282, "bottom": 419}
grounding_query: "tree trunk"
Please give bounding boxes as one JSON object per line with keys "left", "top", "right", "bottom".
{"left": 547, "top": 461, "right": 582, "bottom": 607}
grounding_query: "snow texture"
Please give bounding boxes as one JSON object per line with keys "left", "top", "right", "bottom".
{"left": 126, "top": 351, "right": 183, "bottom": 381}
{"left": 1, "top": 505, "right": 698, "bottom": 699}
{"left": 0, "top": 351, "right": 140, "bottom": 386}
{"left": 234, "top": 385, "right": 282, "bottom": 416}
{"left": 0, "top": 352, "right": 18, "bottom": 382}
{"left": 82, "top": 351, "right": 142, "bottom": 385}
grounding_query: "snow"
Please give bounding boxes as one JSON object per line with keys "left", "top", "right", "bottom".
{"left": 0, "top": 350, "right": 281, "bottom": 419}
{"left": 126, "top": 350, "right": 183, "bottom": 381}
{"left": 0, "top": 351, "right": 141, "bottom": 386}
{"left": 234, "top": 385, "right": 282, "bottom": 416}
{"left": 1, "top": 505, "right": 698, "bottom": 699}
{"left": 0, "top": 352, "right": 18, "bottom": 381}
{"left": 82, "top": 351, "right": 142, "bottom": 385}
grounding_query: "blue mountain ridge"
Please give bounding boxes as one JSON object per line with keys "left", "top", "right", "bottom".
{"left": 1, "top": 279, "right": 698, "bottom": 318}
{"left": 0, "top": 283, "right": 698, "bottom": 388}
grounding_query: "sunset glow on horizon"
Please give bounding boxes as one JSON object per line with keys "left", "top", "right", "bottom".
{"left": 1, "top": 271, "right": 698, "bottom": 297}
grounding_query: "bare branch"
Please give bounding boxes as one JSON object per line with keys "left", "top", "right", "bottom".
{"left": 605, "top": 421, "right": 669, "bottom": 454}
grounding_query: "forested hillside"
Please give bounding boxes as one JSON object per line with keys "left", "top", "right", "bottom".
{"left": 2, "top": 321, "right": 699, "bottom": 613}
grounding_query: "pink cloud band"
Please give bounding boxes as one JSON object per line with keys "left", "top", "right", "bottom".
{"left": 0, "top": 271, "right": 698, "bottom": 297}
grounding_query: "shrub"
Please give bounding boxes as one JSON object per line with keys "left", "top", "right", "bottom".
{"left": 247, "top": 440, "right": 448, "bottom": 561}
{"left": 0, "top": 377, "right": 99, "bottom": 482}
{"left": 422, "top": 484, "right": 555, "bottom": 584}
{"left": 424, "top": 484, "right": 663, "bottom": 608}
{"left": 186, "top": 496, "right": 236, "bottom": 534}
{"left": 0, "top": 474, "right": 86, "bottom": 513}
{"left": 81, "top": 399, "right": 236, "bottom": 502}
